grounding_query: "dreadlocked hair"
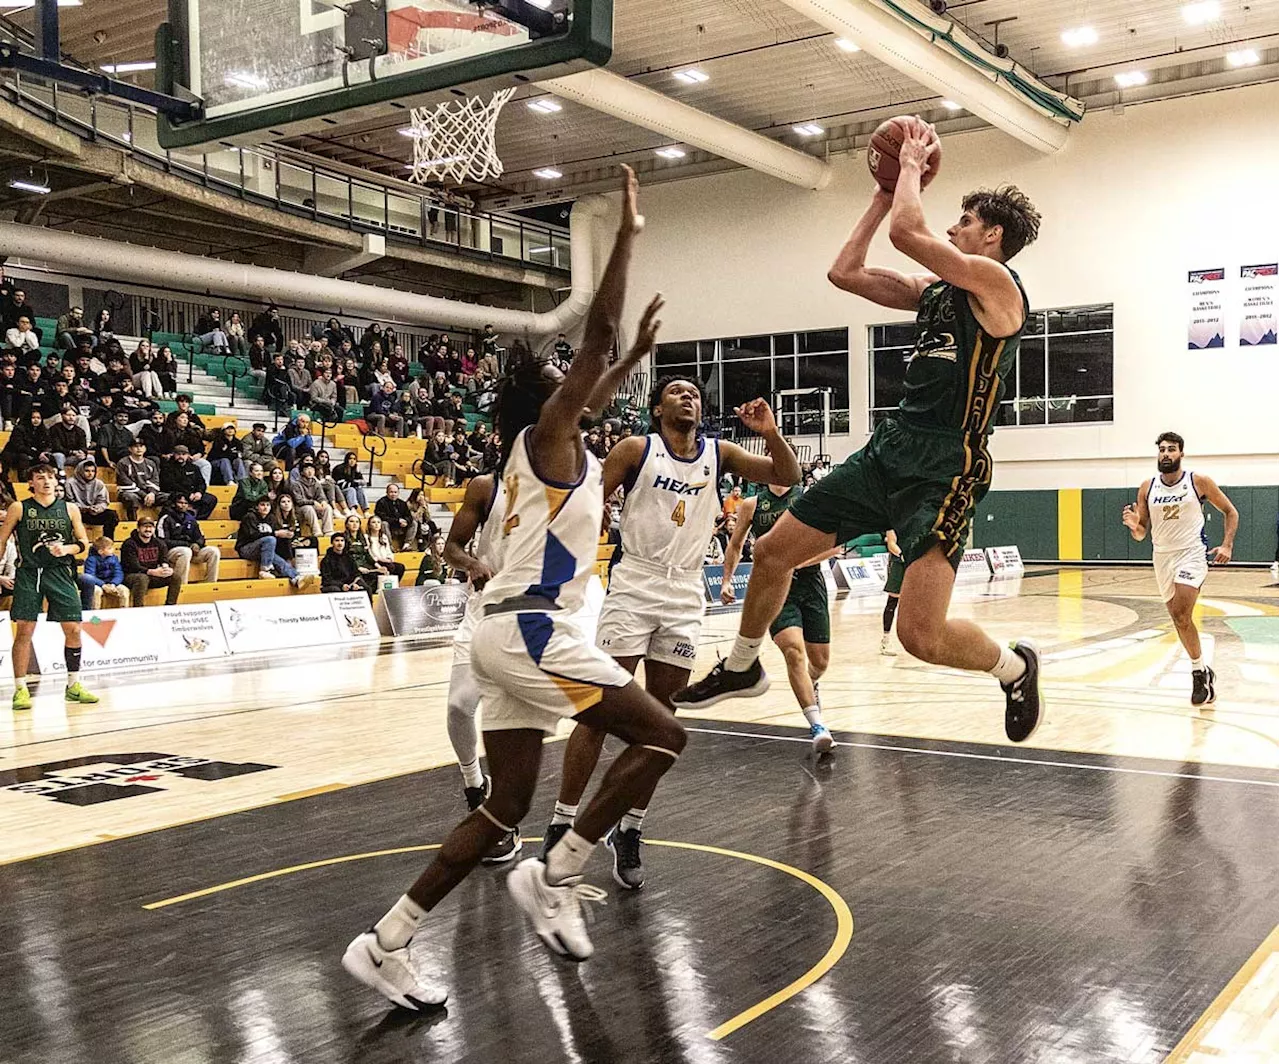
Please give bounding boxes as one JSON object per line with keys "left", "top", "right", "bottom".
{"left": 961, "top": 185, "right": 1041, "bottom": 260}
{"left": 648, "top": 374, "right": 704, "bottom": 430}
{"left": 493, "top": 357, "right": 560, "bottom": 475}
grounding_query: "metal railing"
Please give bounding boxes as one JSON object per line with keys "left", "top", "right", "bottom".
{"left": 0, "top": 69, "right": 572, "bottom": 272}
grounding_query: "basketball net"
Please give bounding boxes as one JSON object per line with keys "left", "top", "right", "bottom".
{"left": 405, "top": 87, "right": 516, "bottom": 185}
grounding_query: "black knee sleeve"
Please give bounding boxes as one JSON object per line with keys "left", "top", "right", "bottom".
{"left": 882, "top": 596, "right": 899, "bottom": 633}
{"left": 65, "top": 646, "right": 82, "bottom": 674}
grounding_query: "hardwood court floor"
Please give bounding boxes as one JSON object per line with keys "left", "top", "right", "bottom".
{"left": 0, "top": 566, "right": 1276, "bottom": 1062}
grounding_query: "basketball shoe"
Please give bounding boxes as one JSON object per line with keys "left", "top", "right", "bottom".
{"left": 507, "top": 858, "right": 607, "bottom": 961}
{"left": 341, "top": 931, "right": 447, "bottom": 1010}
{"left": 539, "top": 821, "right": 570, "bottom": 861}
{"left": 604, "top": 826, "right": 644, "bottom": 890}
{"left": 464, "top": 777, "right": 522, "bottom": 864}
{"left": 1191, "top": 667, "right": 1216, "bottom": 707}
{"left": 671, "top": 657, "right": 769, "bottom": 710}
{"left": 810, "top": 722, "right": 834, "bottom": 754}
{"left": 65, "top": 682, "right": 98, "bottom": 704}
{"left": 1001, "top": 639, "right": 1042, "bottom": 742}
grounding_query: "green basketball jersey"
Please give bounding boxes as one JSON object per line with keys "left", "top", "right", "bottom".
{"left": 751, "top": 486, "right": 819, "bottom": 574}
{"left": 898, "top": 267, "right": 1029, "bottom": 435}
{"left": 15, "top": 497, "right": 76, "bottom": 569}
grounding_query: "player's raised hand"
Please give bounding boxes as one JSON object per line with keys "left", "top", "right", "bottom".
{"left": 897, "top": 121, "right": 939, "bottom": 174}
{"left": 618, "top": 164, "right": 644, "bottom": 235}
{"left": 1121, "top": 504, "right": 1141, "bottom": 531}
{"left": 622, "top": 294, "right": 664, "bottom": 366}
{"left": 734, "top": 398, "right": 779, "bottom": 435}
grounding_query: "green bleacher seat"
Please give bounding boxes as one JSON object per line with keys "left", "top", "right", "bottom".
{"left": 156, "top": 399, "right": 217, "bottom": 415}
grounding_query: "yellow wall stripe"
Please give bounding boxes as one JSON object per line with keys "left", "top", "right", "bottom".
{"left": 1058, "top": 487, "right": 1083, "bottom": 560}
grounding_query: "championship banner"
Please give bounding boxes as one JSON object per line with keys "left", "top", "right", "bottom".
{"left": 704, "top": 563, "right": 751, "bottom": 605}
{"left": 32, "top": 603, "right": 228, "bottom": 675}
{"left": 1187, "top": 267, "right": 1226, "bottom": 349}
{"left": 985, "top": 545, "right": 1025, "bottom": 578}
{"left": 379, "top": 582, "right": 472, "bottom": 637}
{"left": 1239, "top": 264, "right": 1278, "bottom": 346}
{"left": 956, "top": 548, "right": 992, "bottom": 583}
{"left": 834, "top": 557, "right": 884, "bottom": 597}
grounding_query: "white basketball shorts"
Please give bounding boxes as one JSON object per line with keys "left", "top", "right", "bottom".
{"left": 595, "top": 557, "right": 706, "bottom": 669}
{"left": 1154, "top": 545, "right": 1208, "bottom": 602}
{"left": 470, "top": 610, "right": 632, "bottom": 734}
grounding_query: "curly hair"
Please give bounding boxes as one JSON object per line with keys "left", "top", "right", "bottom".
{"left": 1156, "top": 431, "right": 1185, "bottom": 451}
{"left": 493, "top": 358, "right": 560, "bottom": 473}
{"left": 647, "top": 374, "right": 704, "bottom": 429}
{"left": 961, "top": 185, "right": 1041, "bottom": 260}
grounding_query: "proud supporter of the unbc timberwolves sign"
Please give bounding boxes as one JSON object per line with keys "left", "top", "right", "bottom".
{"left": 1, "top": 752, "right": 277, "bottom": 806}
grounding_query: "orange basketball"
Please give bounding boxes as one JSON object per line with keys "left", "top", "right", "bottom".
{"left": 867, "top": 116, "right": 941, "bottom": 192}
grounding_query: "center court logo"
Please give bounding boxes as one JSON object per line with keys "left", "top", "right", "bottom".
{"left": 1, "top": 752, "right": 278, "bottom": 806}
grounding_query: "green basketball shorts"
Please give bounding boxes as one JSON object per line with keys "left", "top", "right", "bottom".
{"left": 11, "top": 565, "right": 83, "bottom": 623}
{"left": 884, "top": 554, "right": 906, "bottom": 596}
{"left": 788, "top": 416, "right": 992, "bottom": 574}
{"left": 770, "top": 565, "right": 830, "bottom": 644}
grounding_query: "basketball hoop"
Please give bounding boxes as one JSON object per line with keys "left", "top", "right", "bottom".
{"left": 405, "top": 87, "right": 516, "bottom": 185}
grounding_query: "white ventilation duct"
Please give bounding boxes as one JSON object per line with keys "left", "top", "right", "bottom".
{"left": 775, "top": 0, "right": 1076, "bottom": 153}
{"left": 0, "top": 196, "right": 609, "bottom": 339}
{"left": 539, "top": 69, "right": 833, "bottom": 190}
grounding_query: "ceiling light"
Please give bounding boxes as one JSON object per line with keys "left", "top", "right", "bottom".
{"left": 0, "top": 0, "right": 81, "bottom": 7}
{"left": 529, "top": 246, "right": 553, "bottom": 254}
{"left": 792, "top": 123, "right": 824, "bottom": 136}
{"left": 674, "top": 69, "right": 709, "bottom": 84}
{"left": 527, "top": 98, "right": 563, "bottom": 114}
{"left": 100, "top": 61, "right": 157, "bottom": 74}
{"left": 8, "top": 178, "right": 51, "bottom": 194}
{"left": 940, "top": 100, "right": 963, "bottom": 111}
{"left": 655, "top": 146, "right": 686, "bottom": 158}
{"left": 1060, "top": 26, "right": 1098, "bottom": 47}
{"left": 1114, "top": 70, "right": 1148, "bottom": 88}
{"left": 533, "top": 167, "right": 563, "bottom": 180}
{"left": 834, "top": 38, "right": 860, "bottom": 53}
{"left": 1226, "top": 48, "right": 1260, "bottom": 67}
{"left": 1181, "top": 0, "right": 1220, "bottom": 24}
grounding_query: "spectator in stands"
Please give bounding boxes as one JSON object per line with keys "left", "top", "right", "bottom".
{"left": 157, "top": 493, "right": 221, "bottom": 587}
{"left": 320, "top": 532, "right": 368, "bottom": 595}
{"left": 480, "top": 324, "right": 499, "bottom": 365}
{"left": 121, "top": 517, "right": 181, "bottom": 606}
{"left": 1, "top": 286, "right": 34, "bottom": 334}
{"left": 229, "top": 461, "right": 269, "bottom": 520}
{"left": 312, "top": 450, "right": 344, "bottom": 514}
{"left": 226, "top": 311, "right": 248, "bottom": 358}
{"left": 338, "top": 338, "right": 357, "bottom": 368}
{"left": 474, "top": 370, "right": 497, "bottom": 416}
{"left": 481, "top": 431, "right": 501, "bottom": 475}
{"left": 115, "top": 437, "right": 166, "bottom": 518}
{"left": 467, "top": 420, "right": 489, "bottom": 455}
{"left": 242, "top": 422, "right": 273, "bottom": 468}
{"left": 208, "top": 422, "right": 248, "bottom": 485}
{"left": 161, "top": 445, "right": 216, "bottom": 519}
{"left": 360, "top": 322, "right": 386, "bottom": 360}
{"left": 78, "top": 536, "right": 128, "bottom": 610}
{"left": 92, "top": 308, "right": 115, "bottom": 347}
{"left": 14, "top": 365, "right": 44, "bottom": 419}
{"left": 365, "top": 515, "right": 406, "bottom": 580}
{"left": 46, "top": 405, "right": 89, "bottom": 470}
{"left": 417, "top": 530, "right": 452, "bottom": 585}
{"left": 323, "top": 317, "right": 352, "bottom": 353}
{"left": 166, "top": 411, "right": 212, "bottom": 486}
{"left": 264, "top": 352, "right": 292, "bottom": 415}
{"left": 342, "top": 513, "right": 386, "bottom": 587}
{"left": 451, "top": 428, "right": 481, "bottom": 478}
{"left": 155, "top": 344, "right": 180, "bottom": 398}
{"left": 585, "top": 426, "right": 606, "bottom": 460}
{"left": 553, "top": 332, "right": 573, "bottom": 368}
{"left": 1, "top": 409, "right": 51, "bottom": 481}
{"left": 195, "top": 307, "right": 229, "bottom": 353}
{"left": 138, "top": 409, "right": 169, "bottom": 459}
{"left": 269, "top": 492, "right": 305, "bottom": 566}
{"left": 98, "top": 353, "right": 134, "bottom": 406}
{"left": 458, "top": 346, "right": 478, "bottom": 385}
{"left": 96, "top": 407, "right": 135, "bottom": 468}
{"left": 373, "top": 481, "right": 416, "bottom": 551}
{"left": 236, "top": 496, "right": 303, "bottom": 584}
{"left": 723, "top": 483, "right": 744, "bottom": 518}
{"left": 248, "top": 334, "right": 271, "bottom": 377}
{"left": 422, "top": 429, "right": 457, "bottom": 486}
{"left": 405, "top": 488, "right": 440, "bottom": 551}
{"left": 249, "top": 305, "right": 284, "bottom": 354}
{"left": 5, "top": 315, "right": 40, "bottom": 361}
{"left": 63, "top": 457, "right": 118, "bottom": 539}
{"left": 170, "top": 393, "right": 207, "bottom": 433}
{"left": 308, "top": 367, "right": 342, "bottom": 423}
{"left": 333, "top": 451, "right": 368, "bottom": 514}
{"left": 335, "top": 358, "right": 360, "bottom": 408}
{"left": 1, "top": 362, "right": 19, "bottom": 430}
{"left": 55, "top": 307, "right": 93, "bottom": 352}
{"left": 272, "top": 412, "right": 314, "bottom": 471}
{"left": 129, "top": 339, "right": 164, "bottom": 399}
{"left": 293, "top": 458, "right": 335, "bottom": 535}
{"left": 288, "top": 354, "right": 313, "bottom": 409}
{"left": 405, "top": 374, "right": 438, "bottom": 437}
{"left": 265, "top": 463, "right": 294, "bottom": 506}
{"left": 389, "top": 343, "right": 410, "bottom": 386}
{"left": 367, "top": 380, "right": 407, "bottom": 437}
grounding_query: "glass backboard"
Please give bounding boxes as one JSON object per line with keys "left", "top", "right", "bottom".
{"left": 157, "top": 0, "right": 610, "bottom": 149}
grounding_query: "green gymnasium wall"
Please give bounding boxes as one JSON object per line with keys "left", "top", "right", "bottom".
{"left": 971, "top": 486, "right": 1279, "bottom": 563}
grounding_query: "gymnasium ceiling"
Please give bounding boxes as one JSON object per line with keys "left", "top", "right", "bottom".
{"left": 2, "top": 0, "right": 1277, "bottom": 206}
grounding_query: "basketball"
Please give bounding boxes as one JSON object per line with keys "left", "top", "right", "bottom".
{"left": 867, "top": 115, "right": 942, "bottom": 192}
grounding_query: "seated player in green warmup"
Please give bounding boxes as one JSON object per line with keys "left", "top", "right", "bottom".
{"left": 720, "top": 483, "right": 839, "bottom": 755}
{"left": 0, "top": 462, "right": 99, "bottom": 709}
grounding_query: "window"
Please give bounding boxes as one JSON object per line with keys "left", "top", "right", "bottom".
{"left": 868, "top": 303, "right": 1114, "bottom": 430}
{"left": 652, "top": 327, "right": 850, "bottom": 436}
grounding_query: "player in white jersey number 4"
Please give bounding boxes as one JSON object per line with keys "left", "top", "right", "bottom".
{"left": 1122, "top": 431, "right": 1238, "bottom": 707}
{"left": 344, "top": 167, "right": 686, "bottom": 1010}
{"left": 539, "top": 379, "right": 801, "bottom": 890}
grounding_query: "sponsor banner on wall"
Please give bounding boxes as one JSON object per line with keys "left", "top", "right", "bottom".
{"left": 217, "top": 593, "right": 378, "bottom": 653}
{"left": 33, "top": 603, "right": 228, "bottom": 676}
{"left": 866, "top": 553, "right": 890, "bottom": 583}
{"left": 956, "top": 549, "right": 992, "bottom": 583}
{"left": 1187, "top": 267, "right": 1226, "bottom": 349}
{"left": 704, "top": 563, "right": 751, "bottom": 606}
{"left": 985, "top": 545, "right": 1025, "bottom": 578}
{"left": 1239, "top": 264, "right": 1278, "bottom": 346}
{"left": 835, "top": 558, "right": 884, "bottom": 597}
{"left": 326, "top": 592, "right": 380, "bottom": 642}
{"left": 380, "top": 582, "right": 472, "bottom": 637}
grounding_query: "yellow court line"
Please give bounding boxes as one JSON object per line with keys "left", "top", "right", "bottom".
{"left": 1164, "top": 926, "right": 1278, "bottom": 1063}
{"left": 141, "top": 837, "right": 855, "bottom": 1042}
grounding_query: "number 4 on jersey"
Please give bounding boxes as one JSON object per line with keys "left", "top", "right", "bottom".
{"left": 671, "top": 500, "right": 686, "bottom": 527}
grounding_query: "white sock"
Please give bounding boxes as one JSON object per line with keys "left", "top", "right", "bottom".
{"left": 551, "top": 801, "right": 578, "bottom": 826}
{"left": 16, "top": 676, "right": 29, "bottom": 692}
{"left": 619, "top": 808, "right": 646, "bottom": 833}
{"left": 725, "top": 634, "right": 764, "bottom": 672}
{"left": 989, "top": 644, "right": 1027, "bottom": 685}
{"left": 802, "top": 704, "right": 823, "bottom": 727}
{"left": 458, "top": 758, "right": 484, "bottom": 789}
{"left": 1190, "top": 657, "right": 1204, "bottom": 671}
{"left": 68, "top": 671, "right": 79, "bottom": 686}
{"left": 545, "top": 828, "right": 594, "bottom": 885}
{"left": 373, "top": 894, "right": 426, "bottom": 951}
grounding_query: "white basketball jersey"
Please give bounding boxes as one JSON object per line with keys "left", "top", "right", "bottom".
{"left": 1148, "top": 471, "right": 1207, "bottom": 553}
{"left": 455, "top": 477, "right": 507, "bottom": 643}
{"left": 481, "top": 427, "right": 604, "bottom": 614}
{"left": 620, "top": 434, "right": 722, "bottom": 574}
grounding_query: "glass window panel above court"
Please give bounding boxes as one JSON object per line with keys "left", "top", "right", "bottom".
{"left": 868, "top": 305, "right": 1114, "bottom": 430}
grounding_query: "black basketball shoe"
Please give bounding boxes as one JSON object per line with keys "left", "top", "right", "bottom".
{"left": 1001, "top": 639, "right": 1043, "bottom": 743}
{"left": 483, "top": 827, "right": 523, "bottom": 865}
{"left": 540, "top": 821, "right": 570, "bottom": 862}
{"left": 671, "top": 657, "right": 770, "bottom": 710}
{"left": 1191, "top": 667, "right": 1216, "bottom": 707}
{"left": 463, "top": 777, "right": 489, "bottom": 812}
{"left": 605, "top": 826, "right": 645, "bottom": 890}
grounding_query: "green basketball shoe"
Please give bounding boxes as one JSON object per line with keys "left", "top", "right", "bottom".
{"left": 65, "top": 682, "right": 99, "bottom": 704}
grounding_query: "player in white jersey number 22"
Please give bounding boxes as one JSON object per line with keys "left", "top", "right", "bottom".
{"left": 344, "top": 167, "right": 687, "bottom": 1011}
{"left": 1123, "top": 431, "right": 1238, "bottom": 707}
{"left": 540, "top": 380, "right": 802, "bottom": 890}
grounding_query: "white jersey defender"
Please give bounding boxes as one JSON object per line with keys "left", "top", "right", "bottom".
{"left": 452, "top": 477, "right": 507, "bottom": 667}
{"left": 1148, "top": 470, "right": 1208, "bottom": 601}
{"left": 597, "top": 433, "right": 723, "bottom": 667}
{"left": 471, "top": 427, "right": 631, "bottom": 733}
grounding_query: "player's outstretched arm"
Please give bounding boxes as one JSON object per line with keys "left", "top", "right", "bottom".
{"left": 828, "top": 188, "right": 933, "bottom": 311}
{"left": 720, "top": 496, "right": 757, "bottom": 604}
{"left": 1122, "top": 482, "right": 1150, "bottom": 541}
{"left": 583, "top": 294, "right": 664, "bottom": 420}
{"left": 720, "top": 401, "right": 802, "bottom": 487}
{"left": 443, "top": 474, "right": 494, "bottom": 585}
{"left": 1197, "top": 475, "right": 1239, "bottom": 563}
{"left": 0, "top": 501, "right": 21, "bottom": 558}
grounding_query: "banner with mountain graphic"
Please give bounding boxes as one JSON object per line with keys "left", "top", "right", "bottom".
{"left": 1239, "top": 264, "right": 1277, "bottom": 346}
{"left": 1187, "top": 268, "right": 1225, "bottom": 350}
